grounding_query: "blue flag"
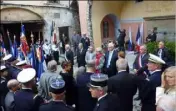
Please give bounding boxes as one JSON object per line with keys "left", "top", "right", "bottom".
{"left": 7, "top": 32, "right": 14, "bottom": 56}
{"left": 31, "top": 45, "right": 36, "bottom": 69}
{"left": 36, "top": 45, "right": 45, "bottom": 79}
{"left": 13, "top": 37, "right": 18, "bottom": 59}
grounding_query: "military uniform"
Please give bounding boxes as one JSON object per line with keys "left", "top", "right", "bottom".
{"left": 14, "top": 68, "right": 44, "bottom": 111}
{"left": 88, "top": 74, "right": 120, "bottom": 111}
{"left": 39, "top": 101, "right": 73, "bottom": 111}
{"left": 39, "top": 76, "right": 74, "bottom": 111}
{"left": 0, "top": 66, "right": 9, "bottom": 111}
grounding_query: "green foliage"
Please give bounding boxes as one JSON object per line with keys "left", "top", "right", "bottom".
{"left": 146, "top": 41, "right": 176, "bottom": 60}
{"left": 146, "top": 42, "right": 158, "bottom": 54}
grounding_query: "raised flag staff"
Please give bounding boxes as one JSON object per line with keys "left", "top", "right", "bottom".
{"left": 7, "top": 30, "right": 14, "bottom": 56}
{"left": 13, "top": 35, "right": 18, "bottom": 59}
{"left": 20, "top": 24, "right": 29, "bottom": 59}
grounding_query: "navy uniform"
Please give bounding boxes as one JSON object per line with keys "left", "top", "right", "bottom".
{"left": 39, "top": 77, "right": 74, "bottom": 111}
{"left": 88, "top": 74, "right": 120, "bottom": 111}
{"left": 14, "top": 68, "right": 44, "bottom": 111}
{"left": 0, "top": 66, "right": 9, "bottom": 111}
{"left": 141, "top": 54, "right": 165, "bottom": 111}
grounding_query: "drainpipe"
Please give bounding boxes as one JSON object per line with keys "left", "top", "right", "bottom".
{"left": 87, "top": 0, "right": 93, "bottom": 45}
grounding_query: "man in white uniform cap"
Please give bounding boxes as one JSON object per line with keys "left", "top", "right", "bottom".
{"left": 14, "top": 68, "right": 44, "bottom": 111}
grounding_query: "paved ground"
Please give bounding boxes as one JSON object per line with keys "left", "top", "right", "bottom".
{"left": 57, "top": 51, "right": 141, "bottom": 111}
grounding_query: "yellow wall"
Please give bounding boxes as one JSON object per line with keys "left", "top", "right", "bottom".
{"left": 92, "top": 1, "right": 175, "bottom": 47}
{"left": 92, "top": 1, "right": 124, "bottom": 48}
{"left": 120, "top": 1, "right": 176, "bottom": 20}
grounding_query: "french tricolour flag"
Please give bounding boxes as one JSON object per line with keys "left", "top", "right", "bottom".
{"left": 136, "top": 23, "right": 143, "bottom": 52}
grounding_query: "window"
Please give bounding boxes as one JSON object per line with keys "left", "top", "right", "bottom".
{"left": 103, "top": 21, "right": 109, "bottom": 38}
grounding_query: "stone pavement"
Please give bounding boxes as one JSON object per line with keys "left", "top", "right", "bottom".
{"left": 57, "top": 51, "right": 141, "bottom": 111}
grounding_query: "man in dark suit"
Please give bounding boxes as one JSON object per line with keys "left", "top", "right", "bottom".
{"left": 14, "top": 68, "right": 44, "bottom": 111}
{"left": 103, "top": 42, "right": 118, "bottom": 77}
{"left": 133, "top": 45, "right": 149, "bottom": 79}
{"left": 65, "top": 44, "right": 74, "bottom": 75}
{"left": 117, "top": 29, "right": 126, "bottom": 51}
{"left": 88, "top": 73, "right": 120, "bottom": 111}
{"left": 77, "top": 43, "right": 86, "bottom": 67}
{"left": 5, "top": 79, "right": 20, "bottom": 111}
{"left": 39, "top": 77, "right": 74, "bottom": 111}
{"left": 108, "top": 59, "right": 156, "bottom": 111}
{"left": 150, "top": 27, "right": 157, "bottom": 42}
{"left": 154, "top": 41, "right": 169, "bottom": 64}
{"left": 80, "top": 33, "right": 90, "bottom": 51}
{"left": 76, "top": 62, "right": 97, "bottom": 111}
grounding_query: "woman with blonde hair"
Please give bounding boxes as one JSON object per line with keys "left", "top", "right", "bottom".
{"left": 156, "top": 66, "right": 176, "bottom": 111}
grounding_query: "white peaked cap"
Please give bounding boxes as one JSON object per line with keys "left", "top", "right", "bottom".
{"left": 17, "top": 68, "right": 36, "bottom": 83}
{"left": 149, "top": 53, "right": 165, "bottom": 64}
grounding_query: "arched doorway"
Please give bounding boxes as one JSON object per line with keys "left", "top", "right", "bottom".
{"left": 0, "top": 7, "right": 44, "bottom": 50}
{"left": 100, "top": 14, "right": 119, "bottom": 43}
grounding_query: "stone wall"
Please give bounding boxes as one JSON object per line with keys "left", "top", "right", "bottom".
{"left": 1, "top": 2, "right": 80, "bottom": 43}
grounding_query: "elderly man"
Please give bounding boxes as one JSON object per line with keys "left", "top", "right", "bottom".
{"left": 77, "top": 43, "right": 86, "bottom": 67}
{"left": 71, "top": 31, "right": 81, "bottom": 56}
{"left": 38, "top": 60, "right": 62, "bottom": 101}
{"left": 108, "top": 59, "right": 156, "bottom": 111}
{"left": 88, "top": 73, "right": 120, "bottom": 111}
{"left": 5, "top": 79, "right": 20, "bottom": 111}
{"left": 39, "top": 78, "right": 74, "bottom": 111}
{"left": 154, "top": 41, "right": 169, "bottom": 64}
{"left": 103, "top": 42, "right": 118, "bottom": 77}
{"left": 133, "top": 45, "right": 149, "bottom": 79}
{"left": 85, "top": 45, "right": 96, "bottom": 64}
{"left": 76, "top": 62, "right": 97, "bottom": 111}
{"left": 14, "top": 68, "right": 44, "bottom": 111}
{"left": 80, "top": 33, "right": 90, "bottom": 51}
{"left": 65, "top": 44, "right": 74, "bottom": 75}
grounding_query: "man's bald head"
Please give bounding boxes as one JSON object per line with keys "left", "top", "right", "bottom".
{"left": 7, "top": 79, "right": 20, "bottom": 91}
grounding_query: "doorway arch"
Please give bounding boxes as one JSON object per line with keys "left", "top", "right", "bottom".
{"left": 100, "top": 14, "right": 120, "bottom": 42}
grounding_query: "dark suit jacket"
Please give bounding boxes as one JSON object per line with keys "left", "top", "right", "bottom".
{"left": 39, "top": 101, "right": 74, "bottom": 111}
{"left": 76, "top": 72, "right": 97, "bottom": 111}
{"left": 60, "top": 72, "right": 76, "bottom": 106}
{"left": 5, "top": 91, "right": 14, "bottom": 111}
{"left": 93, "top": 94, "right": 120, "bottom": 111}
{"left": 117, "top": 29, "right": 126, "bottom": 45}
{"left": 154, "top": 47, "right": 169, "bottom": 63}
{"left": 77, "top": 48, "right": 86, "bottom": 67}
{"left": 14, "top": 89, "right": 43, "bottom": 111}
{"left": 133, "top": 53, "right": 149, "bottom": 70}
{"left": 149, "top": 70, "right": 162, "bottom": 88}
{"left": 104, "top": 50, "right": 118, "bottom": 77}
{"left": 80, "top": 37, "right": 90, "bottom": 50}
{"left": 0, "top": 77, "right": 8, "bottom": 109}
{"left": 150, "top": 33, "right": 157, "bottom": 42}
{"left": 108, "top": 71, "right": 156, "bottom": 111}
{"left": 66, "top": 49, "right": 74, "bottom": 65}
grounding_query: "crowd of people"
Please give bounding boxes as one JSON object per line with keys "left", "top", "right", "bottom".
{"left": 0, "top": 29, "right": 176, "bottom": 111}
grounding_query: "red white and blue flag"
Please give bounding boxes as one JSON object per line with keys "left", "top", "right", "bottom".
{"left": 20, "top": 24, "right": 29, "bottom": 57}
{"left": 136, "top": 23, "right": 143, "bottom": 52}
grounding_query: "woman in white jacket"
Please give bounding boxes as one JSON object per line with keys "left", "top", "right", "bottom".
{"left": 156, "top": 66, "right": 176, "bottom": 111}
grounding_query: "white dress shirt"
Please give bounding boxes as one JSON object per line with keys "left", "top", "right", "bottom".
{"left": 107, "top": 50, "right": 114, "bottom": 68}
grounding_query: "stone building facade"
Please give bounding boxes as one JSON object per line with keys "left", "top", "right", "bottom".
{"left": 1, "top": 1, "right": 80, "bottom": 45}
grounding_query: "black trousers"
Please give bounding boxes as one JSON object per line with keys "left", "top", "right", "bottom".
{"left": 53, "top": 51, "right": 59, "bottom": 64}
